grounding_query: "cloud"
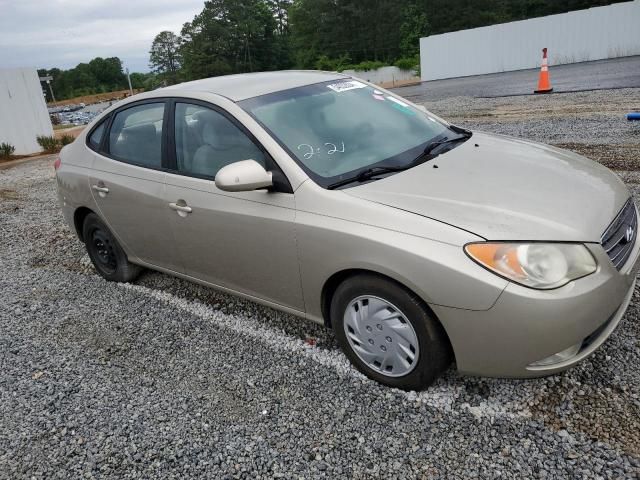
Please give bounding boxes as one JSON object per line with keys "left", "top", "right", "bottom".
{"left": 0, "top": 0, "right": 204, "bottom": 72}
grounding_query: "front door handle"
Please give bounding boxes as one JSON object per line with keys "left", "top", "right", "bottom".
{"left": 169, "top": 202, "right": 193, "bottom": 214}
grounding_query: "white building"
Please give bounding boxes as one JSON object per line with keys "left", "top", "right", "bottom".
{"left": 0, "top": 68, "right": 53, "bottom": 155}
{"left": 420, "top": 0, "right": 640, "bottom": 81}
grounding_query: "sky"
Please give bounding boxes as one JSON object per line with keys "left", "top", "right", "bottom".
{"left": 0, "top": 0, "right": 205, "bottom": 73}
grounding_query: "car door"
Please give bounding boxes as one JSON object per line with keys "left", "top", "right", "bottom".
{"left": 88, "top": 100, "right": 182, "bottom": 272}
{"left": 164, "top": 99, "right": 304, "bottom": 311}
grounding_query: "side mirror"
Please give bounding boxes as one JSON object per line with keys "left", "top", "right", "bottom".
{"left": 215, "top": 160, "right": 273, "bottom": 192}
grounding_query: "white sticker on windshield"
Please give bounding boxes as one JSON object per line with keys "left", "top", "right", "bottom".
{"left": 386, "top": 96, "right": 409, "bottom": 107}
{"left": 327, "top": 81, "right": 367, "bottom": 93}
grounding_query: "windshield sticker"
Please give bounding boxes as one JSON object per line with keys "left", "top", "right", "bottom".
{"left": 373, "top": 89, "right": 384, "bottom": 95}
{"left": 390, "top": 103, "right": 415, "bottom": 116}
{"left": 327, "top": 81, "right": 367, "bottom": 93}
{"left": 372, "top": 93, "right": 385, "bottom": 101}
{"left": 386, "top": 96, "right": 409, "bottom": 107}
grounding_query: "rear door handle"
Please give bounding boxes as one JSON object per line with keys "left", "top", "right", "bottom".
{"left": 169, "top": 202, "right": 192, "bottom": 214}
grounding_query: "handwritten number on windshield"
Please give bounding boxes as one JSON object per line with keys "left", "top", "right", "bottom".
{"left": 297, "top": 144, "right": 315, "bottom": 160}
{"left": 325, "top": 142, "right": 345, "bottom": 155}
{"left": 297, "top": 142, "right": 346, "bottom": 160}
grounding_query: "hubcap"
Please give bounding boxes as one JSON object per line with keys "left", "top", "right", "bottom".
{"left": 91, "top": 229, "right": 117, "bottom": 274}
{"left": 343, "top": 296, "right": 419, "bottom": 377}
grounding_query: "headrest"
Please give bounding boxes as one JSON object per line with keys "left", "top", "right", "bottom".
{"left": 123, "top": 123, "right": 157, "bottom": 142}
{"left": 196, "top": 109, "right": 242, "bottom": 149}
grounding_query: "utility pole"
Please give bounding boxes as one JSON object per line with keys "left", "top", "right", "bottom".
{"left": 126, "top": 68, "right": 133, "bottom": 95}
{"left": 39, "top": 76, "right": 56, "bottom": 105}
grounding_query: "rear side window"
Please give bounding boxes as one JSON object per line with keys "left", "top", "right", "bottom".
{"left": 108, "top": 103, "right": 165, "bottom": 168}
{"left": 88, "top": 119, "right": 107, "bottom": 151}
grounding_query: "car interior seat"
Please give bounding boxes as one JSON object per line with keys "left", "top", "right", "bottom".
{"left": 190, "top": 109, "right": 264, "bottom": 178}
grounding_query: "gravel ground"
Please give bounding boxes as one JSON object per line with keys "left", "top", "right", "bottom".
{"left": 1, "top": 87, "right": 640, "bottom": 479}
{"left": 422, "top": 87, "right": 640, "bottom": 183}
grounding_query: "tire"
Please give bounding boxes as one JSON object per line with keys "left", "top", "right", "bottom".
{"left": 331, "top": 274, "right": 452, "bottom": 391}
{"left": 82, "top": 213, "right": 141, "bottom": 282}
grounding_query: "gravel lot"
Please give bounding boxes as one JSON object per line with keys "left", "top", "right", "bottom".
{"left": 1, "top": 87, "right": 640, "bottom": 479}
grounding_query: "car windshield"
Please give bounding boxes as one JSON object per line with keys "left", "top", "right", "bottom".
{"left": 240, "top": 79, "right": 452, "bottom": 188}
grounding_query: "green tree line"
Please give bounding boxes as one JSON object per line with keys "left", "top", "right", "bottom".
{"left": 38, "top": 58, "right": 159, "bottom": 102}
{"left": 38, "top": 0, "right": 627, "bottom": 100}
{"left": 150, "top": 0, "right": 627, "bottom": 84}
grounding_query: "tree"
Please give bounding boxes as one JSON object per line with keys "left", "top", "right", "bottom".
{"left": 179, "top": 0, "right": 281, "bottom": 80}
{"left": 400, "top": 1, "right": 429, "bottom": 58}
{"left": 38, "top": 57, "right": 130, "bottom": 101}
{"left": 265, "top": 0, "right": 294, "bottom": 69}
{"left": 89, "top": 57, "right": 127, "bottom": 88}
{"left": 289, "top": 0, "right": 404, "bottom": 68}
{"left": 149, "top": 31, "right": 182, "bottom": 85}
{"left": 266, "top": 0, "right": 293, "bottom": 35}
{"left": 129, "top": 72, "right": 160, "bottom": 90}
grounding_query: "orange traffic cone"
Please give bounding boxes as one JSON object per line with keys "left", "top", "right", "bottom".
{"left": 534, "top": 48, "right": 553, "bottom": 94}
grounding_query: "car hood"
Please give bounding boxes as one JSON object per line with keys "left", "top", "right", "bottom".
{"left": 345, "top": 132, "right": 629, "bottom": 241}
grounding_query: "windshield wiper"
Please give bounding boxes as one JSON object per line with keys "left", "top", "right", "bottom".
{"left": 422, "top": 131, "right": 471, "bottom": 157}
{"left": 326, "top": 129, "right": 473, "bottom": 190}
{"left": 327, "top": 165, "right": 410, "bottom": 190}
{"left": 399, "top": 132, "right": 471, "bottom": 172}
{"left": 448, "top": 124, "right": 473, "bottom": 137}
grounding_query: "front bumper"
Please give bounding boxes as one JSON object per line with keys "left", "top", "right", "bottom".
{"left": 432, "top": 240, "right": 640, "bottom": 378}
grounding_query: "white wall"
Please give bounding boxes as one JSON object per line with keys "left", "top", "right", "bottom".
{"left": 420, "top": 0, "right": 640, "bottom": 81}
{"left": 0, "top": 68, "right": 53, "bottom": 155}
{"left": 342, "top": 66, "right": 418, "bottom": 86}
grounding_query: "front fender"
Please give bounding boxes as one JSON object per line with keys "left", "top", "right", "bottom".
{"left": 294, "top": 183, "right": 508, "bottom": 323}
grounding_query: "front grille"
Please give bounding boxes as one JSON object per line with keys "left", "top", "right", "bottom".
{"left": 601, "top": 199, "right": 637, "bottom": 270}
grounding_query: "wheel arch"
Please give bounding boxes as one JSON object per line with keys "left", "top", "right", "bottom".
{"left": 73, "top": 206, "right": 95, "bottom": 242}
{"left": 321, "top": 269, "right": 455, "bottom": 363}
{"left": 321, "top": 269, "right": 449, "bottom": 335}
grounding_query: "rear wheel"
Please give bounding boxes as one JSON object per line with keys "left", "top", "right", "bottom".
{"left": 82, "top": 213, "right": 141, "bottom": 282}
{"left": 331, "top": 274, "right": 451, "bottom": 390}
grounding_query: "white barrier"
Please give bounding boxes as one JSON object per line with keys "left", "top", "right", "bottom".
{"left": 0, "top": 68, "right": 53, "bottom": 155}
{"left": 341, "top": 66, "right": 419, "bottom": 86}
{"left": 420, "top": 0, "right": 640, "bottom": 81}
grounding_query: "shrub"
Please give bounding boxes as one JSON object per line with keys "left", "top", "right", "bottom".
{"left": 60, "top": 134, "right": 75, "bottom": 146}
{"left": 314, "top": 55, "right": 336, "bottom": 71}
{"left": 344, "top": 60, "right": 387, "bottom": 72}
{"left": 314, "top": 53, "right": 352, "bottom": 72}
{"left": 395, "top": 56, "right": 420, "bottom": 72}
{"left": 314, "top": 56, "right": 395, "bottom": 73}
{"left": 0, "top": 142, "right": 15, "bottom": 159}
{"left": 36, "top": 135, "right": 61, "bottom": 154}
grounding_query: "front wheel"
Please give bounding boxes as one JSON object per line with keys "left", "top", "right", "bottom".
{"left": 331, "top": 274, "right": 452, "bottom": 390}
{"left": 82, "top": 213, "right": 141, "bottom": 282}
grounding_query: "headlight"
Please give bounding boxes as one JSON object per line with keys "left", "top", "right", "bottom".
{"left": 465, "top": 242, "right": 597, "bottom": 289}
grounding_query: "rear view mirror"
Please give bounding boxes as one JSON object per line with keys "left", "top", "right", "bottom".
{"left": 215, "top": 160, "right": 273, "bottom": 192}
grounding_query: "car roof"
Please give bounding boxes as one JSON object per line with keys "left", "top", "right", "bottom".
{"left": 161, "top": 70, "right": 349, "bottom": 102}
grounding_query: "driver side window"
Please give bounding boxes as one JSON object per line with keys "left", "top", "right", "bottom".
{"left": 174, "top": 103, "right": 266, "bottom": 178}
